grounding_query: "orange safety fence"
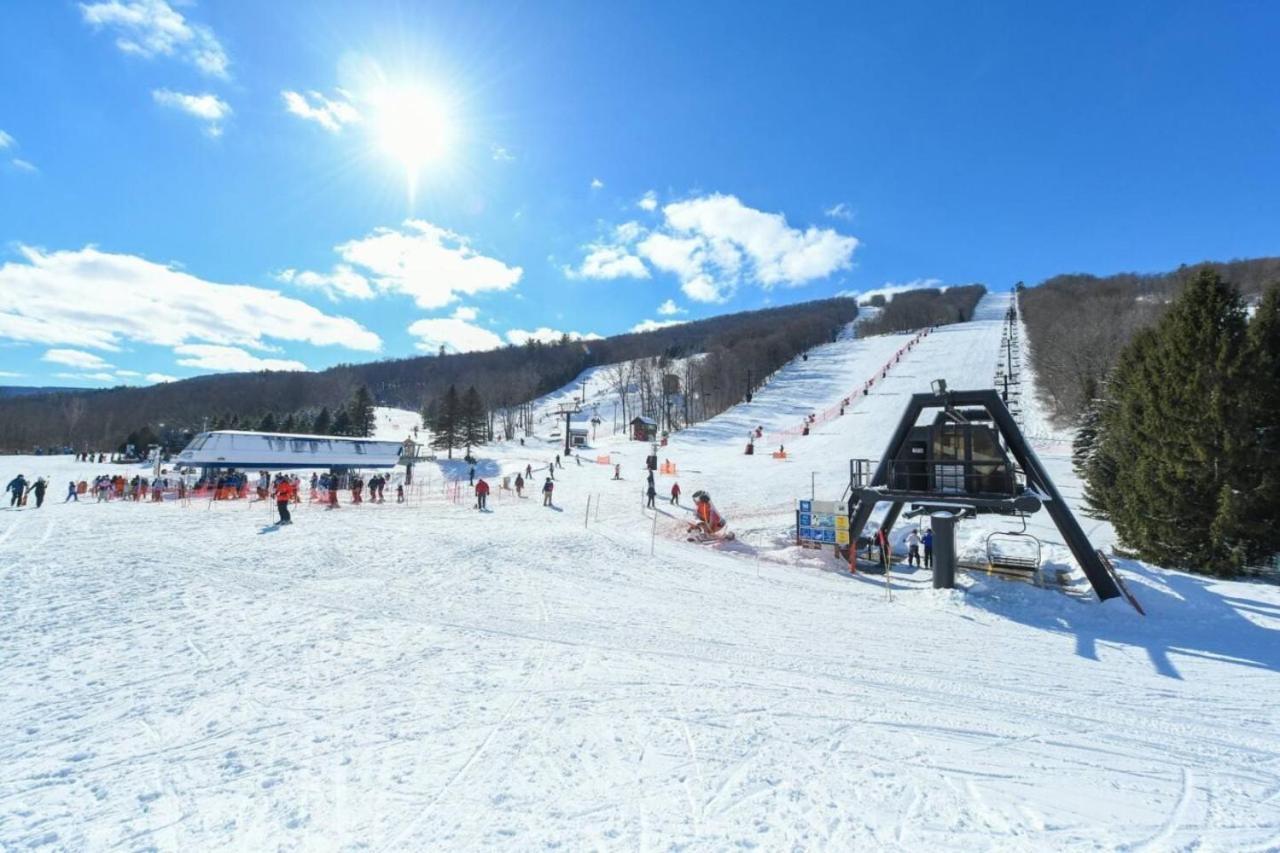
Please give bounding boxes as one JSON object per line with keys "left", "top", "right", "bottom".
{"left": 765, "top": 327, "right": 933, "bottom": 446}
{"left": 659, "top": 461, "right": 678, "bottom": 475}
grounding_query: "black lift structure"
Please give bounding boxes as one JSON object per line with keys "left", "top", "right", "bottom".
{"left": 845, "top": 382, "right": 1124, "bottom": 602}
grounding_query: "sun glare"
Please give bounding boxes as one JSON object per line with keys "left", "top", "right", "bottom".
{"left": 370, "top": 84, "right": 455, "bottom": 199}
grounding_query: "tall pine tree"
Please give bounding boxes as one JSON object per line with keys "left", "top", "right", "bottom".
{"left": 311, "top": 406, "right": 332, "bottom": 435}
{"left": 460, "top": 386, "right": 487, "bottom": 458}
{"left": 1093, "top": 270, "right": 1250, "bottom": 575}
{"left": 1230, "top": 284, "right": 1280, "bottom": 563}
{"left": 331, "top": 408, "right": 353, "bottom": 436}
{"left": 348, "top": 385, "right": 376, "bottom": 437}
{"left": 431, "top": 385, "right": 462, "bottom": 459}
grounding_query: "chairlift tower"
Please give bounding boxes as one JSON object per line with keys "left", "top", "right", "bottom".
{"left": 556, "top": 401, "right": 582, "bottom": 456}
{"left": 845, "top": 381, "right": 1127, "bottom": 603}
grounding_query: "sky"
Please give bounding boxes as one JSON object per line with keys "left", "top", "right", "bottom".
{"left": 0, "top": 1, "right": 1277, "bottom": 388}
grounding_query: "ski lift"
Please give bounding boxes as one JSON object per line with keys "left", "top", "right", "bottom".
{"left": 985, "top": 514, "right": 1042, "bottom": 576}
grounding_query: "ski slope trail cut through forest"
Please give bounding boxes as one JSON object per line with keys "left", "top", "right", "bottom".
{"left": 2, "top": 293, "right": 1280, "bottom": 850}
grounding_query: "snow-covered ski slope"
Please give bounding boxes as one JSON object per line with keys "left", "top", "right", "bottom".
{"left": 3, "top": 292, "right": 1279, "bottom": 850}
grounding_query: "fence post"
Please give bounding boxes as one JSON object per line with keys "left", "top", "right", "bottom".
{"left": 584, "top": 495, "right": 591, "bottom": 528}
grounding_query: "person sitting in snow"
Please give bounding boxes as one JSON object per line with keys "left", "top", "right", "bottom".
{"left": 688, "top": 491, "right": 726, "bottom": 536}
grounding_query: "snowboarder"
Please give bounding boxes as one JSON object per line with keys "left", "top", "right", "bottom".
{"left": 670, "top": 482, "right": 681, "bottom": 505}
{"left": 906, "top": 528, "right": 922, "bottom": 567}
{"left": 274, "top": 477, "right": 293, "bottom": 525}
{"left": 65, "top": 480, "right": 78, "bottom": 502}
{"left": 475, "top": 477, "right": 490, "bottom": 510}
{"left": 6, "top": 474, "right": 27, "bottom": 507}
{"left": 542, "top": 477, "right": 554, "bottom": 507}
{"left": 688, "top": 491, "right": 730, "bottom": 539}
{"left": 923, "top": 528, "right": 934, "bottom": 568}
{"left": 646, "top": 482, "right": 656, "bottom": 509}
{"left": 514, "top": 474, "right": 524, "bottom": 497}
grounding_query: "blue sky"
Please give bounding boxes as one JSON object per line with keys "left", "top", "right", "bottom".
{"left": 1, "top": 1, "right": 1277, "bottom": 387}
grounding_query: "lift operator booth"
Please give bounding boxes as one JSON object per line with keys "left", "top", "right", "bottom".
{"left": 844, "top": 381, "right": 1139, "bottom": 608}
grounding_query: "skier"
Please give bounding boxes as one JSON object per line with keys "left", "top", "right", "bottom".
{"left": 875, "top": 526, "right": 890, "bottom": 571}
{"left": 525, "top": 463, "right": 532, "bottom": 480}
{"left": 274, "top": 477, "right": 293, "bottom": 525}
{"left": 514, "top": 473, "right": 524, "bottom": 498}
{"left": 6, "top": 474, "right": 27, "bottom": 507}
{"left": 396, "top": 484, "right": 405, "bottom": 503}
{"left": 65, "top": 480, "right": 78, "bottom": 502}
{"left": 906, "top": 528, "right": 922, "bottom": 567}
{"left": 613, "top": 464, "right": 621, "bottom": 480}
{"left": 542, "top": 477, "right": 554, "bottom": 507}
{"left": 469, "top": 465, "right": 475, "bottom": 486}
{"left": 646, "top": 481, "right": 656, "bottom": 509}
{"left": 475, "top": 477, "right": 490, "bottom": 510}
{"left": 670, "top": 482, "right": 681, "bottom": 505}
{"left": 555, "top": 454, "right": 561, "bottom": 469}
{"left": 27, "top": 478, "right": 47, "bottom": 509}
{"left": 923, "top": 528, "right": 934, "bottom": 568}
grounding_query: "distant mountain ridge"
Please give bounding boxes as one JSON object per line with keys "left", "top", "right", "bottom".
{"left": 0, "top": 385, "right": 85, "bottom": 399}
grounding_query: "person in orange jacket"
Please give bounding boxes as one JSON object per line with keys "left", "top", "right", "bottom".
{"left": 273, "top": 477, "right": 294, "bottom": 525}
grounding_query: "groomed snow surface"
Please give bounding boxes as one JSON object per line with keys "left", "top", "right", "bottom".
{"left": 3, "top": 293, "right": 1280, "bottom": 850}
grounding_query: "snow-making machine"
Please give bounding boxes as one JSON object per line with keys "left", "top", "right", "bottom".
{"left": 844, "top": 381, "right": 1126, "bottom": 603}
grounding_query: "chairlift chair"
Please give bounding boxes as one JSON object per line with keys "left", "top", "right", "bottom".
{"left": 984, "top": 513, "right": 1042, "bottom": 578}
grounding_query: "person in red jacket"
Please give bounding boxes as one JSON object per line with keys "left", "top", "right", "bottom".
{"left": 670, "top": 482, "right": 681, "bottom": 505}
{"left": 475, "top": 477, "right": 490, "bottom": 510}
{"left": 273, "top": 477, "right": 294, "bottom": 525}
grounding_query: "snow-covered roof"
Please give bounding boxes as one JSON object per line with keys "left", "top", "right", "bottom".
{"left": 631, "top": 416, "right": 658, "bottom": 426}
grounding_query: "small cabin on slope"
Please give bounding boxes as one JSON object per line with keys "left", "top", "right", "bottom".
{"left": 630, "top": 416, "right": 658, "bottom": 442}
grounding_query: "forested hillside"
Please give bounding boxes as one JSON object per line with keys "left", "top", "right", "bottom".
{"left": 0, "top": 298, "right": 859, "bottom": 452}
{"left": 857, "top": 285, "right": 986, "bottom": 335}
{"left": 1020, "top": 257, "right": 1280, "bottom": 421}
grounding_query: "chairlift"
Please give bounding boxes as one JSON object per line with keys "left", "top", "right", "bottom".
{"left": 985, "top": 514, "right": 1042, "bottom": 575}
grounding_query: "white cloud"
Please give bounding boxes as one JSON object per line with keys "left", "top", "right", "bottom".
{"left": 55, "top": 371, "right": 118, "bottom": 383}
{"left": 115, "top": 370, "right": 141, "bottom": 377}
{"left": 407, "top": 318, "right": 504, "bottom": 354}
{"left": 281, "top": 89, "right": 360, "bottom": 132}
{"left": 630, "top": 318, "right": 686, "bottom": 334}
{"left": 491, "top": 144, "right": 514, "bottom": 162}
{"left": 0, "top": 371, "right": 23, "bottom": 378}
{"left": 152, "top": 89, "right": 231, "bottom": 136}
{"left": 174, "top": 344, "right": 307, "bottom": 373}
{"left": 656, "top": 299, "right": 685, "bottom": 316}
{"left": 505, "top": 327, "right": 603, "bottom": 346}
{"left": 565, "top": 245, "right": 649, "bottom": 281}
{"left": 841, "top": 278, "right": 944, "bottom": 303}
{"left": 80, "top": 0, "right": 229, "bottom": 78}
{"left": 0, "top": 245, "right": 381, "bottom": 354}
{"left": 662, "top": 194, "right": 857, "bottom": 291}
{"left": 11, "top": 159, "right": 38, "bottom": 173}
{"left": 824, "top": 202, "right": 854, "bottom": 221}
{"left": 42, "top": 348, "right": 113, "bottom": 370}
{"left": 0, "top": 130, "right": 13, "bottom": 149}
{"left": 637, "top": 190, "right": 658, "bottom": 212}
{"left": 571, "top": 193, "right": 857, "bottom": 303}
{"left": 590, "top": 178, "right": 604, "bottom": 190}
{"left": 451, "top": 306, "right": 478, "bottom": 321}
{"left": 146, "top": 372, "right": 177, "bottom": 383}
{"left": 331, "top": 220, "right": 522, "bottom": 310}
{"left": 275, "top": 264, "right": 372, "bottom": 301}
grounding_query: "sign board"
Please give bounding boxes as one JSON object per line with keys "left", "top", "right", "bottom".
{"left": 797, "top": 499, "right": 849, "bottom": 546}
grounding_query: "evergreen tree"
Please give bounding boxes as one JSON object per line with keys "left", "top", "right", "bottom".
{"left": 348, "top": 385, "right": 376, "bottom": 437}
{"left": 1230, "top": 284, "right": 1280, "bottom": 563}
{"left": 257, "top": 412, "right": 278, "bottom": 432}
{"left": 1093, "top": 270, "right": 1250, "bottom": 575}
{"left": 312, "top": 406, "right": 332, "bottom": 435}
{"left": 281, "top": 413, "right": 297, "bottom": 433}
{"left": 460, "top": 386, "right": 487, "bottom": 457}
{"left": 431, "top": 385, "right": 462, "bottom": 459}
{"left": 330, "top": 408, "right": 353, "bottom": 436}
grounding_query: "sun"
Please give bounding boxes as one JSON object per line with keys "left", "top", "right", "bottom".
{"left": 369, "top": 84, "right": 455, "bottom": 197}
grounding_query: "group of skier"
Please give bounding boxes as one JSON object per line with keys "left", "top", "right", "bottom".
{"left": 5, "top": 474, "right": 46, "bottom": 508}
